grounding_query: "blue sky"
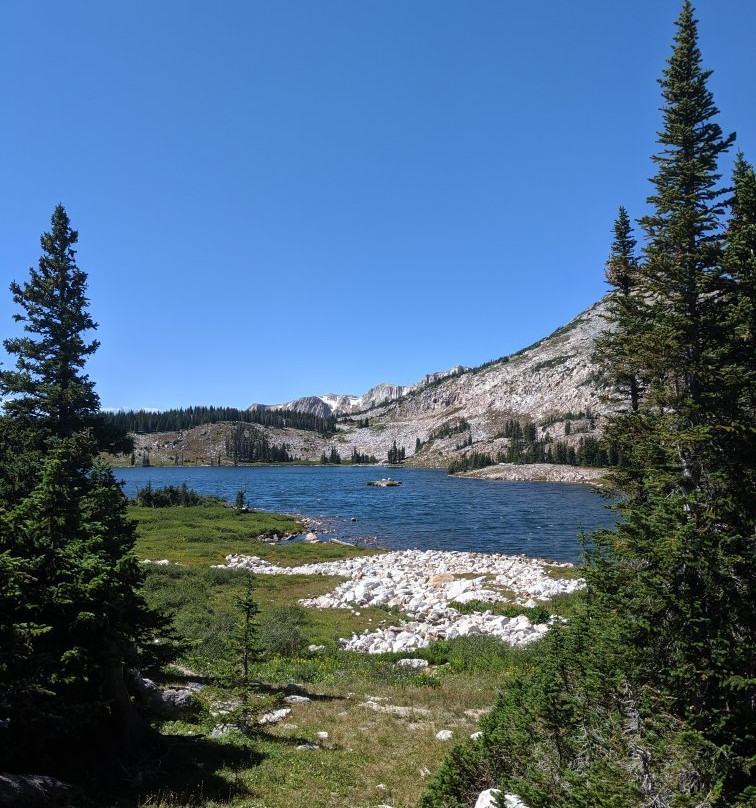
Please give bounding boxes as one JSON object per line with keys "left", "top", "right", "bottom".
{"left": 1, "top": 1, "right": 754, "bottom": 410}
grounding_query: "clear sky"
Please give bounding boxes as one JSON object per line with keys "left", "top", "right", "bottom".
{"left": 1, "top": 1, "right": 754, "bottom": 411}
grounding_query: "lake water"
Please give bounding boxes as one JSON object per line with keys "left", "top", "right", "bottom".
{"left": 117, "top": 466, "right": 617, "bottom": 563}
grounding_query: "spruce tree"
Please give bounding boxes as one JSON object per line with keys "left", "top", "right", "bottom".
{"left": 423, "top": 5, "right": 754, "bottom": 807}
{"left": 594, "top": 206, "right": 644, "bottom": 412}
{"left": 721, "top": 153, "right": 756, "bottom": 453}
{"left": 2, "top": 205, "right": 100, "bottom": 433}
{"left": 0, "top": 206, "right": 167, "bottom": 772}
{"left": 594, "top": 3, "right": 755, "bottom": 800}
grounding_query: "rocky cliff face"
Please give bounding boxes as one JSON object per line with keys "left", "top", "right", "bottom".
{"left": 251, "top": 367, "right": 472, "bottom": 418}
{"left": 332, "top": 298, "right": 610, "bottom": 466}
{"left": 124, "top": 299, "right": 612, "bottom": 468}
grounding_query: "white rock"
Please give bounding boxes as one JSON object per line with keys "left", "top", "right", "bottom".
{"left": 470, "top": 731, "right": 484, "bottom": 740}
{"left": 475, "top": 790, "right": 501, "bottom": 808}
{"left": 396, "top": 658, "right": 429, "bottom": 668}
{"left": 474, "top": 790, "right": 530, "bottom": 808}
{"left": 258, "top": 708, "right": 291, "bottom": 725}
{"left": 210, "top": 723, "right": 231, "bottom": 737}
{"left": 445, "top": 578, "right": 473, "bottom": 601}
{"left": 217, "top": 549, "right": 584, "bottom": 655}
{"left": 435, "top": 729, "right": 453, "bottom": 741}
{"left": 317, "top": 731, "right": 329, "bottom": 739}
{"left": 283, "top": 695, "right": 311, "bottom": 704}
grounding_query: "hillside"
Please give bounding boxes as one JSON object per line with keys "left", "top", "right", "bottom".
{"left": 118, "top": 299, "right": 611, "bottom": 468}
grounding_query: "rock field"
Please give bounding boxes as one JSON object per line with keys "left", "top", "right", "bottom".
{"left": 217, "top": 549, "right": 584, "bottom": 653}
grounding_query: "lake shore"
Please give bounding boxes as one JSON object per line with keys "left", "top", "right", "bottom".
{"left": 218, "top": 547, "right": 584, "bottom": 653}
{"left": 452, "top": 462, "right": 607, "bottom": 485}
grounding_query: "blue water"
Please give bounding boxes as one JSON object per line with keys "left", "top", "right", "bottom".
{"left": 117, "top": 466, "right": 617, "bottom": 563}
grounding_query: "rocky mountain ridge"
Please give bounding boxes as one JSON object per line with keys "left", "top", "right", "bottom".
{"left": 123, "top": 299, "right": 612, "bottom": 469}
{"left": 250, "top": 366, "right": 470, "bottom": 418}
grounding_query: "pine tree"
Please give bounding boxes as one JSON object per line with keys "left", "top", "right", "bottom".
{"left": 719, "top": 154, "right": 756, "bottom": 486}
{"left": 594, "top": 206, "right": 644, "bottom": 412}
{"left": 594, "top": 3, "right": 755, "bottom": 800}
{"left": 0, "top": 206, "right": 168, "bottom": 772}
{"left": 2, "top": 206, "right": 100, "bottom": 434}
{"left": 235, "top": 487, "right": 247, "bottom": 511}
{"left": 637, "top": 0, "right": 735, "bottom": 477}
{"left": 424, "top": 5, "right": 754, "bottom": 807}
{"left": 233, "top": 573, "right": 260, "bottom": 688}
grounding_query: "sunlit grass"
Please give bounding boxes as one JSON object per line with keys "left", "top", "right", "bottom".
{"left": 112, "top": 506, "right": 549, "bottom": 808}
{"left": 130, "top": 504, "right": 377, "bottom": 567}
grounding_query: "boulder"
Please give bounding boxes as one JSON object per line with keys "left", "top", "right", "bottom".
{"left": 428, "top": 573, "right": 455, "bottom": 586}
{"left": 127, "top": 669, "right": 197, "bottom": 719}
{"left": 474, "top": 790, "right": 530, "bottom": 808}
{"left": 445, "top": 578, "right": 473, "bottom": 601}
{"left": 258, "top": 708, "right": 291, "bottom": 725}
{"left": 474, "top": 789, "right": 501, "bottom": 808}
{"left": 0, "top": 774, "right": 71, "bottom": 807}
{"left": 503, "top": 794, "right": 530, "bottom": 808}
{"left": 396, "top": 658, "right": 429, "bottom": 669}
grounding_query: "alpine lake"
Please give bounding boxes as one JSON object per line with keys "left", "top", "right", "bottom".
{"left": 118, "top": 465, "right": 617, "bottom": 563}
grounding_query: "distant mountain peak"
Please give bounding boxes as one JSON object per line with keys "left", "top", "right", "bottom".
{"left": 248, "top": 366, "right": 470, "bottom": 418}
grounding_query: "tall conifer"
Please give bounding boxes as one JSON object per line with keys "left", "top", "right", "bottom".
{"left": 423, "top": 5, "right": 754, "bottom": 807}
{"left": 595, "top": 4, "right": 755, "bottom": 799}
{"left": 594, "top": 206, "right": 644, "bottom": 413}
{"left": 0, "top": 206, "right": 167, "bottom": 772}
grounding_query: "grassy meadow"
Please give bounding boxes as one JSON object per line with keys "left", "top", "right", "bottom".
{"left": 108, "top": 503, "right": 567, "bottom": 808}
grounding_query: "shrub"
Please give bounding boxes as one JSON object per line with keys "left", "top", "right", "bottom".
{"left": 257, "top": 605, "right": 309, "bottom": 658}
{"left": 134, "top": 481, "right": 222, "bottom": 507}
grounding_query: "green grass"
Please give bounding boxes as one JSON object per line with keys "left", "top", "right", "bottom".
{"left": 129, "top": 505, "right": 374, "bottom": 567}
{"left": 127, "top": 555, "right": 537, "bottom": 808}
{"left": 131, "top": 504, "right": 377, "bottom": 567}
{"left": 543, "top": 562, "right": 585, "bottom": 580}
{"left": 131, "top": 505, "right": 302, "bottom": 566}
{"left": 141, "top": 565, "right": 405, "bottom": 671}
{"left": 450, "top": 590, "right": 581, "bottom": 621}
{"left": 99, "top": 506, "right": 555, "bottom": 808}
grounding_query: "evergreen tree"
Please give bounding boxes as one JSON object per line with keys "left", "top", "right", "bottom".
{"left": 594, "top": 206, "right": 644, "bottom": 412}
{"left": 592, "top": 3, "right": 754, "bottom": 799}
{"left": 717, "top": 154, "right": 756, "bottom": 500}
{"left": 233, "top": 573, "right": 260, "bottom": 688}
{"left": 425, "top": 5, "right": 754, "bottom": 807}
{"left": 0, "top": 206, "right": 167, "bottom": 772}
{"left": 388, "top": 440, "right": 398, "bottom": 464}
{"left": 235, "top": 487, "right": 246, "bottom": 511}
{"left": 2, "top": 206, "right": 99, "bottom": 434}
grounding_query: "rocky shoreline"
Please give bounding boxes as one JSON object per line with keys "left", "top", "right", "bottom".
{"left": 453, "top": 462, "right": 607, "bottom": 485}
{"left": 216, "top": 549, "right": 584, "bottom": 654}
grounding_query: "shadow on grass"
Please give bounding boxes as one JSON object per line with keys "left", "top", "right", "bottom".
{"left": 252, "top": 682, "right": 347, "bottom": 704}
{"left": 95, "top": 733, "right": 266, "bottom": 807}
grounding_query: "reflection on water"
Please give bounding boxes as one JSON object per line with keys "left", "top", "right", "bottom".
{"left": 117, "top": 465, "right": 617, "bottom": 563}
